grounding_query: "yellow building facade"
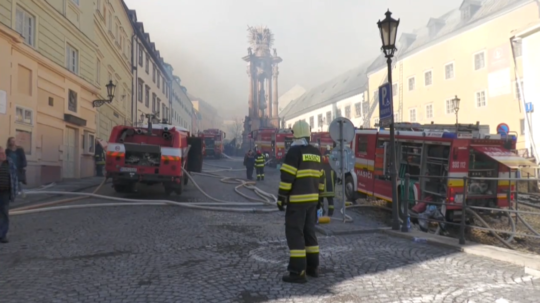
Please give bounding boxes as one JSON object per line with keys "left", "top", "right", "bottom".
{"left": 0, "top": 0, "right": 99, "bottom": 186}
{"left": 367, "top": 0, "right": 535, "bottom": 151}
{"left": 94, "top": 0, "right": 133, "bottom": 140}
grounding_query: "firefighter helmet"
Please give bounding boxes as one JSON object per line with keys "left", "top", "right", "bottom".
{"left": 292, "top": 120, "right": 311, "bottom": 139}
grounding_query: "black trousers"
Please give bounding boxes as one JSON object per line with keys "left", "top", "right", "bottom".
{"left": 256, "top": 166, "right": 264, "bottom": 179}
{"left": 285, "top": 203, "right": 319, "bottom": 275}
{"left": 246, "top": 165, "right": 254, "bottom": 179}
{"left": 95, "top": 164, "right": 104, "bottom": 177}
{"left": 0, "top": 191, "right": 10, "bottom": 239}
{"left": 319, "top": 197, "right": 335, "bottom": 216}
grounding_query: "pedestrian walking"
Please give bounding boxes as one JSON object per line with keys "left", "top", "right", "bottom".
{"left": 6, "top": 137, "right": 27, "bottom": 195}
{"left": 94, "top": 139, "right": 105, "bottom": 177}
{"left": 277, "top": 120, "right": 325, "bottom": 283}
{"left": 255, "top": 151, "right": 265, "bottom": 181}
{"left": 320, "top": 150, "right": 336, "bottom": 217}
{"left": 0, "top": 146, "right": 19, "bottom": 244}
{"left": 244, "top": 149, "right": 255, "bottom": 180}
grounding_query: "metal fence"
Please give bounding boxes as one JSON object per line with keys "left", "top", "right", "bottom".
{"left": 400, "top": 173, "right": 540, "bottom": 250}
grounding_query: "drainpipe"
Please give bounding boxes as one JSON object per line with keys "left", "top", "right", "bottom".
{"left": 509, "top": 36, "right": 539, "bottom": 165}
{"left": 131, "top": 33, "right": 137, "bottom": 126}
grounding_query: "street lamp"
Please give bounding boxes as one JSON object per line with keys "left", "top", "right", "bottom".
{"left": 452, "top": 95, "right": 461, "bottom": 131}
{"left": 92, "top": 80, "right": 117, "bottom": 108}
{"left": 377, "top": 9, "right": 401, "bottom": 231}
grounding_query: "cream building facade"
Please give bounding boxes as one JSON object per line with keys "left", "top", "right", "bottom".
{"left": 281, "top": 63, "right": 370, "bottom": 131}
{"left": 0, "top": 0, "right": 99, "bottom": 186}
{"left": 164, "top": 63, "right": 193, "bottom": 132}
{"left": 190, "top": 95, "right": 222, "bottom": 131}
{"left": 366, "top": 0, "right": 537, "bottom": 153}
{"left": 127, "top": 10, "right": 170, "bottom": 126}
{"left": 94, "top": 0, "right": 133, "bottom": 140}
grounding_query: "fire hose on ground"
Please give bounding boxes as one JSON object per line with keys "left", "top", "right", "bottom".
{"left": 10, "top": 161, "right": 280, "bottom": 216}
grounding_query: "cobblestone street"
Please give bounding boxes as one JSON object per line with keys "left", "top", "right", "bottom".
{"left": 1, "top": 158, "right": 539, "bottom": 303}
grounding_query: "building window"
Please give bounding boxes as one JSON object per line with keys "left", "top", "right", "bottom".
{"left": 71, "top": 0, "right": 80, "bottom": 5}
{"left": 445, "top": 99, "right": 454, "bottom": 114}
{"left": 354, "top": 103, "right": 361, "bottom": 117}
{"left": 96, "top": 59, "right": 101, "bottom": 84}
{"left": 425, "top": 104, "right": 433, "bottom": 119}
{"left": 153, "top": 64, "right": 156, "bottom": 82}
{"left": 344, "top": 105, "right": 351, "bottom": 118}
{"left": 137, "top": 80, "right": 143, "bottom": 102}
{"left": 424, "top": 70, "right": 432, "bottom": 86}
{"left": 138, "top": 44, "right": 143, "bottom": 66}
{"left": 83, "top": 132, "right": 95, "bottom": 153}
{"left": 15, "top": 107, "right": 33, "bottom": 125}
{"left": 66, "top": 44, "right": 79, "bottom": 74}
{"left": 326, "top": 111, "right": 331, "bottom": 124}
{"left": 145, "top": 85, "right": 150, "bottom": 107}
{"left": 408, "top": 77, "right": 415, "bottom": 91}
{"left": 68, "top": 90, "right": 77, "bottom": 112}
{"left": 152, "top": 93, "right": 157, "bottom": 112}
{"left": 157, "top": 74, "right": 161, "bottom": 88}
{"left": 445, "top": 63, "right": 454, "bottom": 80}
{"left": 15, "top": 7, "right": 35, "bottom": 47}
{"left": 374, "top": 117, "right": 379, "bottom": 126}
{"left": 476, "top": 90, "right": 487, "bottom": 107}
{"left": 145, "top": 55, "right": 149, "bottom": 74}
{"left": 336, "top": 108, "right": 342, "bottom": 117}
{"left": 362, "top": 101, "right": 369, "bottom": 117}
{"left": 309, "top": 116, "right": 314, "bottom": 128}
{"left": 520, "top": 119, "right": 525, "bottom": 135}
{"left": 516, "top": 80, "right": 524, "bottom": 101}
{"left": 392, "top": 83, "right": 398, "bottom": 97}
{"left": 409, "top": 108, "right": 417, "bottom": 122}
{"left": 318, "top": 114, "right": 323, "bottom": 126}
{"left": 474, "top": 52, "right": 485, "bottom": 70}
{"left": 161, "top": 102, "right": 166, "bottom": 118}
{"left": 513, "top": 40, "right": 522, "bottom": 58}
{"left": 16, "top": 130, "right": 32, "bottom": 155}
{"left": 48, "top": 97, "right": 54, "bottom": 106}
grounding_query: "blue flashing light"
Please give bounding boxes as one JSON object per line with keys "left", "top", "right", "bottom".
{"left": 442, "top": 132, "right": 457, "bottom": 139}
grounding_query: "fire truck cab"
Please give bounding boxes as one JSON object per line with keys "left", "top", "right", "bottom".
{"left": 202, "top": 129, "right": 226, "bottom": 158}
{"left": 253, "top": 128, "right": 294, "bottom": 167}
{"left": 106, "top": 117, "right": 203, "bottom": 195}
{"left": 345, "top": 122, "right": 536, "bottom": 220}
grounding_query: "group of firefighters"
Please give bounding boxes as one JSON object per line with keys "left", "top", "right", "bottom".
{"left": 244, "top": 121, "right": 336, "bottom": 284}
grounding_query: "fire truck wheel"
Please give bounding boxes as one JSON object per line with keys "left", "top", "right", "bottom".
{"left": 113, "top": 184, "right": 130, "bottom": 194}
{"left": 183, "top": 175, "right": 189, "bottom": 185}
{"left": 164, "top": 186, "right": 173, "bottom": 196}
{"left": 344, "top": 175, "right": 358, "bottom": 203}
{"left": 174, "top": 182, "right": 183, "bottom": 195}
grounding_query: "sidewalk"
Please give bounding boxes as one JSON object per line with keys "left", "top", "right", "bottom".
{"left": 10, "top": 177, "right": 106, "bottom": 209}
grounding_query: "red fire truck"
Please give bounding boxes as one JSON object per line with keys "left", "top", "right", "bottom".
{"left": 253, "top": 128, "right": 294, "bottom": 167}
{"left": 311, "top": 132, "right": 335, "bottom": 155}
{"left": 106, "top": 117, "right": 203, "bottom": 195}
{"left": 202, "top": 129, "right": 226, "bottom": 158}
{"left": 344, "top": 122, "right": 535, "bottom": 221}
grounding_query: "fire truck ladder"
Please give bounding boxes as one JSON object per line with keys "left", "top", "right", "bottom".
{"left": 393, "top": 122, "right": 488, "bottom": 133}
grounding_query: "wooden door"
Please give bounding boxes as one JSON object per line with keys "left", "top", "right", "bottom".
{"left": 63, "top": 127, "right": 76, "bottom": 178}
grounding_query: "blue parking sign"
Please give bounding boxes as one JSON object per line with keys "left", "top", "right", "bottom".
{"left": 378, "top": 83, "right": 393, "bottom": 127}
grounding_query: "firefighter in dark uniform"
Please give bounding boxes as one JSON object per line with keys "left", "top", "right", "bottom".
{"left": 255, "top": 151, "right": 265, "bottom": 181}
{"left": 277, "top": 120, "right": 325, "bottom": 283}
{"left": 320, "top": 146, "right": 336, "bottom": 217}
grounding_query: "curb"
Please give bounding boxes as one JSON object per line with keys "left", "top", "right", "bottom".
{"left": 10, "top": 180, "right": 109, "bottom": 210}
{"left": 381, "top": 229, "right": 540, "bottom": 272}
{"left": 315, "top": 225, "right": 391, "bottom": 236}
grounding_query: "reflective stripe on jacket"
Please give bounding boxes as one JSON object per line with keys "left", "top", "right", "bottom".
{"left": 255, "top": 155, "right": 265, "bottom": 167}
{"left": 278, "top": 145, "right": 324, "bottom": 203}
{"left": 320, "top": 165, "right": 336, "bottom": 198}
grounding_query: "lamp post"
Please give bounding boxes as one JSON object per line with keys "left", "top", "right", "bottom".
{"left": 92, "top": 80, "right": 117, "bottom": 108}
{"left": 377, "top": 9, "right": 401, "bottom": 230}
{"left": 452, "top": 95, "right": 461, "bottom": 132}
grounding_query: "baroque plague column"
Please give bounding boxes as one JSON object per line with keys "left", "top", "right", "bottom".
{"left": 242, "top": 26, "right": 282, "bottom": 133}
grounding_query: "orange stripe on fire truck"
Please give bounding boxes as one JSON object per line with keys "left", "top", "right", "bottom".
{"left": 354, "top": 159, "right": 374, "bottom": 170}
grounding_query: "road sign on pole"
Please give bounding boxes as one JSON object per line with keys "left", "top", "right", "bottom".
{"left": 378, "top": 83, "right": 393, "bottom": 127}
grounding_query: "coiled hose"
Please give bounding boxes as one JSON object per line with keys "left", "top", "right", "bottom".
{"left": 10, "top": 160, "right": 279, "bottom": 216}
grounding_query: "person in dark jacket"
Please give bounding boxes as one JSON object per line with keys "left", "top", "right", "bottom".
{"left": 94, "top": 139, "right": 105, "bottom": 177}
{"left": 244, "top": 150, "right": 255, "bottom": 180}
{"left": 277, "top": 120, "right": 325, "bottom": 283}
{"left": 6, "top": 137, "right": 27, "bottom": 195}
{"left": 0, "top": 146, "right": 19, "bottom": 243}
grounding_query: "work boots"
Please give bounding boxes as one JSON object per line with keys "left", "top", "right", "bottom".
{"left": 306, "top": 268, "right": 319, "bottom": 278}
{"left": 282, "top": 271, "right": 307, "bottom": 284}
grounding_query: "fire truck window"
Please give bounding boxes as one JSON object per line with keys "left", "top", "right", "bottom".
{"left": 357, "top": 136, "right": 368, "bottom": 153}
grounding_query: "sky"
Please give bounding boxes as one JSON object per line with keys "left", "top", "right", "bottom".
{"left": 124, "top": 0, "right": 462, "bottom": 120}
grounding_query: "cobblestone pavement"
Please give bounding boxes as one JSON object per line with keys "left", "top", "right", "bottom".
{"left": 1, "top": 158, "right": 540, "bottom": 303}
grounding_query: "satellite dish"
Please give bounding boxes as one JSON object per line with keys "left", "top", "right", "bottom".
{"left": 329, "top": 117, "right": 355, "bottom": 144}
